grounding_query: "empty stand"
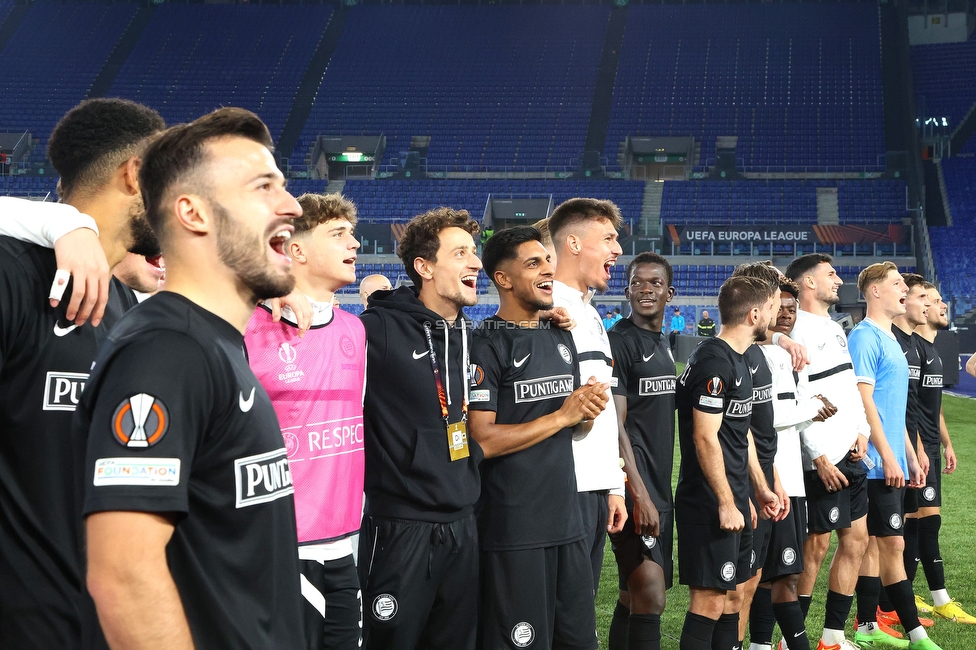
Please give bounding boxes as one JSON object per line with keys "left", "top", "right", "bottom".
{"left": 292, "top": 5, "right": 608, "bottom": 170}
{"left": 930, "top": 155, "right": 976, "bottom": 313}
{"left": 107, "top": 4, "right": 332, "bottom": 142}
{"left": 911, "top": 36, "right": 976, "bottom": 132}
{"left": 605, "top": 4, "right": 885, "bottom": 172}
{"left": 0, "top": 0, "right": 137, "bottom": 160}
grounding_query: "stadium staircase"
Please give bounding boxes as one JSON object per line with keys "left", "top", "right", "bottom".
{"left": 638, "top": 182, "right": 663, "bottom": 238}
{"left": 815, "top": 187, "right": 839, "bottom": 224}
{"left": 276, "top": 7, "right": 349, "bottom": 165}
{"left": 86, "top": 5, "right": 154, "bottom": 100}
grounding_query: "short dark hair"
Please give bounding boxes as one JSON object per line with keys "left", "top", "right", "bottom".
{"left": 779, "top": 278, "right": 800, "bottom": 300}
{"left": 548, "top": 198, "right": 623, "bottom": 248}
{"left": 398, "top": 207, "right": 480, "bottom": 287}
{"left": 902, "top": 272, "right": 926, "bottom": 291}
{"left": 48, "top": 98, "right": 164, "bottom": 199}
{"left": 627, "top": 252, "right": 673, "bottom": 286}
{"left": 481, "top": 226, "right": 543, "bottom": 286}
{"left": 785, "top": 253, "right": 833, "bottom": 283}
{"left": 718, "top": 276, "right": 776, "bottom": 325}
{"left": 732, "top": 260, "right": 781, "bottom": 290}
{"left": 140, "top": 107, "right": 273, "bottom": 241}
{"left": 293, "top": 193, "right": 357, "bottom": 237}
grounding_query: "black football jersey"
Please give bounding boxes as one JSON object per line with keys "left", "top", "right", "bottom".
{"left": 608, "top": 318, "right": 676, "bottom": 512}
{"left": 892, "top": 325, "right": 922, "bottom": 447}
{"left": 0, "top": 236, "right": 136, "bottom": 646}
{"left": 470, "top": 316, "right": 584, "bottom": 551}
{"left": 744, "top": 344, "right": 775, "bottom": 476}
{"left": 76, "top": 292, "right": 304, "bottom": 649}
{"left": 916, "top": 336, "right": 943, "bottom": 448}
{"left": 675, "top": 338, "right": 753, "bottom": 522}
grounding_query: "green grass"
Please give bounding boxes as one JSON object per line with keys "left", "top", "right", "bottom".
{"left": 595, "top": 392, "right": 976, "bottom": 648}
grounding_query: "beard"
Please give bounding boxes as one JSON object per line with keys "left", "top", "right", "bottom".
{"left": 753, "top": 320, "right": 769, "bottom": 342}
{"left": 126, "top": 198, "right": 161, "bottom": 258}
{"left": 816, "top": 286, "right": 839, "bottom": 306}
{"left": 213, "top": 201, "right": 295, "bottom": 301}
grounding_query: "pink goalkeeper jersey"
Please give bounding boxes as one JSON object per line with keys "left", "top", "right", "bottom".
{"left": 244, "top": 305, "right": 366, "bottom": 545}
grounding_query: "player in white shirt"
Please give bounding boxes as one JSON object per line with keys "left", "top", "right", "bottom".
{"left": 785, "top": 254, "right": 871, "bottom": 650}
{"left": 548, "top": 198, "right": 629, "bottom": 601}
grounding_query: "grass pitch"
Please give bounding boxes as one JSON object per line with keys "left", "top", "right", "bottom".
{"left": 594, "top": 393, "right": 976, "bottom": 648}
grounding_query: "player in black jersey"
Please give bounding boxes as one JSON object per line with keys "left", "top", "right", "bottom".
{"left": 676, "top": 275, "right": 782, "bottom": 650}
{"left": 469, "top": 226, "right": 609, "bottom": 650}
{"left": 729, "top": 262, "right": 806, "bottom": 650}
{"left": 909, "top": 283, "right": 976, "bottom": 624}
{"left": 605, "top": 252, "right": 677, "bottom": 650}
{"left": 79, "top": 108, "right": 305, "bottom": 648}
{"left": 0, "top": 98, "right": 163, "bottom": 648}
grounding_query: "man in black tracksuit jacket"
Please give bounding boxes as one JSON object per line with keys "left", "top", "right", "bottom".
{"left": 359, "top": 208, "right": 484, "bottom": 649}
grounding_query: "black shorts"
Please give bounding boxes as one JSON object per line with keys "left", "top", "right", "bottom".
{"left": 359, "top": 514, "right": 478, "bottom": 650}
{"left": 300, "top": 553, "right": 362, "bottom": 650}
{"left": 480, "top": 540, "right": 597, "bottom": 650}
{"left": 918, "top": 443, "right": 942, "bottom": 507}
{"left": 905, "top": 485, "right": 919, "bottom": 514}
{"left": 577, "top": 490, "right": 609, "bottom": 597}
{"left": 610, "top": 509, "right": 674, "bottom": 591}
{"left": 676, "top": 512, "right": 753, "bottom": 590}
{"left": 804, "top": 458, "right": 868, "bottom": 533}
{"left": 750, "top": 503, "right": 773, "bottom": 576}
{"left": 866, "top": 480, "right": 906, "bottom": 537}
{"left": 761, "top": 497, "right": 808, "bottom": 581}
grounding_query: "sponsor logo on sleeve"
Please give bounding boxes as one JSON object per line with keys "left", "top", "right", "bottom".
{"left": 372, "top": 594, "right": 398, "bottom": 621}
{"left": 112, "top": 394, "right": 169, "bottom": 448}
{"left": 470, "top": 364, "right": 485, "bottom": 386}
{"left": 699, "top": 395, "right": 723, "bottom": 408}
{"left": 609, "top": 377, "right": 619, "bottom": 388}
{"left": 908, "top": 366, "right": 920, "bottom": 380}
{"left": 42, "top": 371, "right": 89, "bottom": 412}
{"left": 706, "top": 377, "right": 724, "bottom": 395}
{"left": 93, "top": 457, "right": 181, "bottom": 487}
{"left": 514, "top": 374, "right": 574, "bottom": 403}
{"left": 639, "top": 376, "right": 677, "bottom": 396}
{"left": 837, "top": 335, "right": 847, "bottom": 348}
{"left": 470, "top": 389, "right": 490, "bottom": 403}
{"left": 511, "top": 622, "right": 535, "bottom": 647}
{"left": 234, "top": 448, "right": 294, "bottom": 508}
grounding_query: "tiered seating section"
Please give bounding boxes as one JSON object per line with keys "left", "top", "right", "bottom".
{"left": 107, "top": 4, "right": 331, "bottom": 141}
{"left": 662, "top": 180, "right": 907, "bottom": 225}
{"left": 293, "top": 5, "right": 607, "bottom": 170}
{"left": 0, "top": 0, "right": 138, "bottom": 158}
{"left": 930, "top": 156, "right": 976, "bottom": 313}
{"left": 339, "top": 179, "right": 644, "bottom": 228}
{"left": 606, "top": 3, "right": 884, "bottom": 172}
{"left": 911, "top": 36, "right": 976, "bottom": 132}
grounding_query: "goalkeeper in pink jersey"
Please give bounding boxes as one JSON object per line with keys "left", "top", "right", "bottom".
{"left": 244, "top": 193, "right": 366, "bottom": 650}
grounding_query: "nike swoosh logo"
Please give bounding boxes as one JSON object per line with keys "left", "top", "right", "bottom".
{"left": 794, "top": 631, "right": 805, "bottom": 638}
{"left": 412, "top": 350, "right": 429, "bottom": 360}
{"left": 513, "top": 354, "right": 530, "bottom": 368}
{"left": 735, "top": 378, "right": 742, "bottom": 386}
{"left": 643, "top": 353, "right": 654, "bottom": 362}
{"left": 927, "top": 359, "right": 936, "bottom": 364}
{"left": 53, "top": 322, "right": 78, "bottom": 337}
{"left": 239, "top": 387, "right": 255, "bottom": 412}
{"left": 749, "top": 365, "right": 759, "bottom": 374}
{"left": 818, "top": 342, "right": 826, "bottom": 350}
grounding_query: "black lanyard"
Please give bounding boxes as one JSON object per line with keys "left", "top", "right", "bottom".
{"left": 422, "top": 320, "right": 469, "bottom": 427}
